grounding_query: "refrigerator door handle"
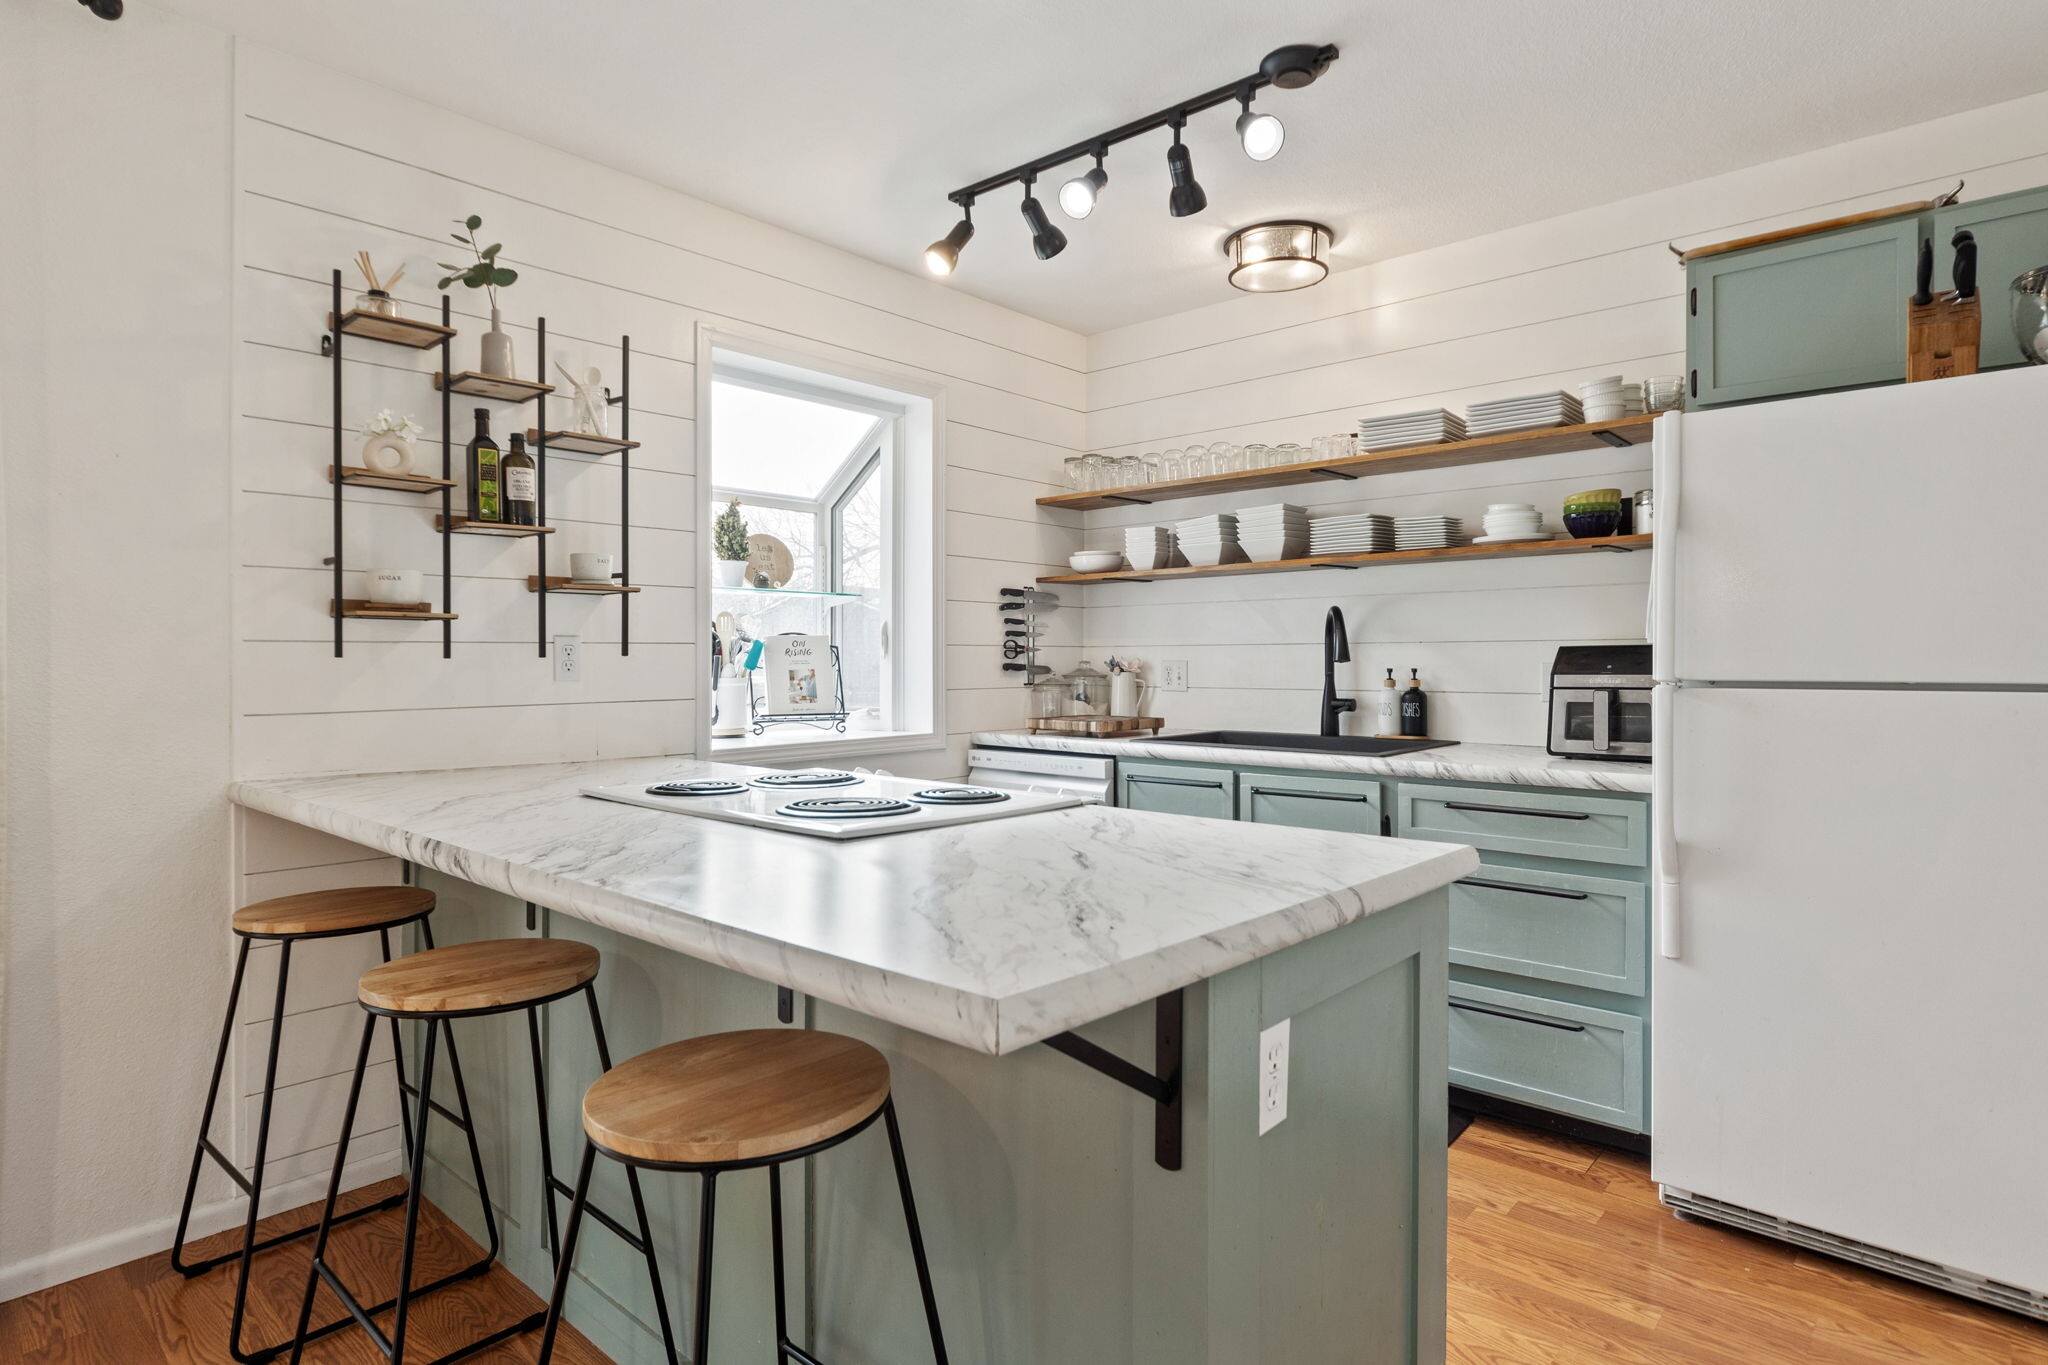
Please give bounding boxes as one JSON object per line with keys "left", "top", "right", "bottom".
{"left": 1650, "top": 414, "right": 1679, "bottom": 682}
{"left": 1653, "top": 682, "right": 1681, "bottom": 959}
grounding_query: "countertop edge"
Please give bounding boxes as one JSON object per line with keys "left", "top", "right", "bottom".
{"left": 970, "top": 730, "right": 1654, "bottom": 794}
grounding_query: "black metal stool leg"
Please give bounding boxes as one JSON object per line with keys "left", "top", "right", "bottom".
{"left": 535, "top": 1142, "right": 597, "bottom": 1365}
{"left": 883, "top": 1098, "right": 950, "bottom": 1365}
{"left": 287, "top": 1013, "right": 378, "bottom": 1365}
{"left": 170, "top": 936, "right": 251, "bottom": 1277}
{"left": 581, "top": 983, "right": 681, "bottom": 1363}
{"left": 528, "top": 1005, "right": 562, "bottom": 1261}
{"left": 381, "top": 928, "right": 416, "bottom": 1162}
{"left": 768, "top": 1164, "right": 792, "bottom": 1355}
{"left": 386, "top": 1016, "right": 442, "bottom": 1364}
{"left": 436, "top": 1013, "right": 506, "bottom": 1266}
{"left": 694, "top": 1171, "right": 719, "bottom": 1365}
{"left": 222, "top": 937, "right": 296, "bottom": 1361}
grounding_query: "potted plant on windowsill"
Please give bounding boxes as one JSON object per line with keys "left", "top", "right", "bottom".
{"left": 438, "top": 214, "right": 519, "bottom": 379}
{"left": 713, "top": 496, "right": 750, "bottom": 588}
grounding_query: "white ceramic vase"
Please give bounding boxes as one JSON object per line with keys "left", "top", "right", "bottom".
{"left": 480, "top": 306, "right": 515, "bottom": 378}
{"left": 359, "top": 431, "right": 417, "bottom": 476}
{"left": 712, "top": 559, "right": 747, "bottom": 588}
{"left": 1110, "top": 672, "right": 1141, "bottom": 717}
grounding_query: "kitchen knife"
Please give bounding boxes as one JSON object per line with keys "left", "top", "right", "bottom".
{"left": 1912, "top": 237, "right": 1934, "bottom": 306}
{"left": 1951, "top": 229, "right": 1977, "bottom": 300}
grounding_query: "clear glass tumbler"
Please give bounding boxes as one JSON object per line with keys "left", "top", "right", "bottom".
{"left": 1209, "top": 441, "right": 1240, "bottom": 474}
{"left": 1065, "top": 456, "right": 1087, "bottom": 490}
{"left": 1274, "top": 442, "right": 1306, "bottom": 468}
{"left": 1161, "top": 450, "right": 1187, "bottom": 481}
{"left": 1140, "top": 453, "right": 1161, "bottom": 483}
{"left": 1185, "top": 447, "right": 1212, "bottom": 478}
{"left": 1114, "top": 455, "right": 1143, "bottom": 486}
{"left": 1081, "top": 454, "right": 1108, "bottom": 489}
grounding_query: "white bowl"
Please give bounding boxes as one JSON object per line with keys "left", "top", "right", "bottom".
{"left": 1069, "top": 551, "right": 1124, "bottom": 573}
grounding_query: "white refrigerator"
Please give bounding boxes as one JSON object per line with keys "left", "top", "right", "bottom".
{"left": 1649, "top": 366, "right": 2048, "bottom": 1317}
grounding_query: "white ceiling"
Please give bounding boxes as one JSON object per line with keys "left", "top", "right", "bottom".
{"left": 158, "top": 0, "right": 2048, "bottom": 334}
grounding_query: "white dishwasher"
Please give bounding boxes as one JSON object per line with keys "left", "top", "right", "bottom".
{"left": 965, "top": 747, "right": 1116, "bottom": 804}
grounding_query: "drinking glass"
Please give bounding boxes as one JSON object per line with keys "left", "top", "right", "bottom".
{"left": 1114, "top": 455, "right": 1143, "bottom": 486}
{"left": 1081, "top": 454, "right": 1108, "bottom": 489}
{"left": 1161, "top": 450, "right": 1187, "bottom": 481}
{"left": 1209, "top": 441, "right": 1240, "bottom": 474}
{"left": 1185, "top": 447, "right": 1212, "bottom": 478}
{"left": 1274, "top": 442, "right": 1306, "bottom": 468}
{"left": 1244, "top": 443, "right": 1272, "bottom": 469}
{"left": 1065, "top": 456, "right": 1087, "bottom": 490}
{"left": 1140, "top": 453, "right": 1162, "bottom": 483}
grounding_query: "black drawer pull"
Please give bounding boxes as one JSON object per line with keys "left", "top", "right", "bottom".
{"left": 1125, "top": 775, "right": 1225, "bottom": 791}
{"left": 1455, "top": 877, "right": 1591, "bottom": 901}
{"left": 1443, "top": 801, "right": 1590, "bottom": 822}
{"left": 1247, "top": 787, "right": 1372, "bottom": 804}
{"left": 1450, "top": 1000, "right": 1587, "bottom": 1033}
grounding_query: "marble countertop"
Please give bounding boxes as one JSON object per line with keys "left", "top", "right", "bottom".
{"left": 971, "top": 730, "right": 1654, "bottom": 794}
{"left": 231, "top": 757, "right": 1476, "bottom": 1056}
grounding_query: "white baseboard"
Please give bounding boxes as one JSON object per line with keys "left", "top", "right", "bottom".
{"left": 0, "top": 1149, "right": 403, "bottom": 1305}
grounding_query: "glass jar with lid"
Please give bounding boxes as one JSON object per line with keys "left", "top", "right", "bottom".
{"left": 1065, "top": 660, "right": 1110, "bottom": 715}
{"left": 1030, "top": 672, "right": 1068, "bottom": 720}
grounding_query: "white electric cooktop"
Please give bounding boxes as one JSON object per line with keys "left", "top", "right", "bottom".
{"left": 582, "top": 768, "right": 1082, "bottom": 840}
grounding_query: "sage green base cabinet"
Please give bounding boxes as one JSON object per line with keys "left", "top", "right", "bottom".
{"left": 390, "top": 870, "right": 1453, "bottom": 1364}
{"left": 1118, "top": 760, "right": 1236, "bottom": 819}
{"left": 1686, "top": 183, "right": 2048, "bottom": 406}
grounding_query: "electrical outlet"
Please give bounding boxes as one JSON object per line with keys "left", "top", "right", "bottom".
{"left": 552, "top": 634, "right": 582, "bottom": 683}
{"left": 1159, "top": 659, "right": 1189, "bottom": 692}
{"left": 1258, "top": 1018, "right": 1291, "bottom": 1136}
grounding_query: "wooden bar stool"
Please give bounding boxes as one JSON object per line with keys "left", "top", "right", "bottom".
{"left": 171, "top": 885, "right": 438, "bottom": 1364}
{"left": 534, "top": 1029, "right": 949, "bottom": 1365}
{"left": 285, "top": 938, "right": 678, "bottom": 1365}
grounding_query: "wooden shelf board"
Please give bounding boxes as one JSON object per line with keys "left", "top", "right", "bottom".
{"left": 330, "top": 310, "right": 456, "bottom": 349}
{"left": 434, "top": 371, "right": 556, "bottom": 403}
{"left": 527, "top": 429, "right": 640, "bottom": 456}
{"left": 436, "top": 516, "right": 556, "bottom": 537}
{"left": 1038, "top": 415, "right": 1659, "bottom": 512}
{"left": 330, "top": 466, "right": 458, "bottom": 493}
{"left": 527, "top": 576, "right": 641, "bottom": 594}
{"left": 331, "top": 599, "right": 458, "bottom": 620}
{"left": 1037, "top": 533, "right": 1653, "bottom": 584}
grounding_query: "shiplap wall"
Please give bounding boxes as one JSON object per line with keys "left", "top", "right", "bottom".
{"left": 221, "top": 43, "right": 1086, "bottom": 1224}
{"left": 1075, "top": 87, "right": 2048, "bottom": 744}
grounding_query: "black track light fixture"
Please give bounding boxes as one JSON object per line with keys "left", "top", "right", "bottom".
{"left": 1019, "top": 177, "right": 1068, "bottom": 260}
{"left": 1060, "top": 149, "right": 1109, "bottom": 220}
{"left": 925, "top": 42, "right": 1335, "bottom": 275}
{"left": 1166, "top": 121, "right": 1207, "bottom": 219}
{"left": 923, "top": 202, "right": 975, "bottom": 277}
{"left": 76, "top": 0, "right": 123, "bottom": 18}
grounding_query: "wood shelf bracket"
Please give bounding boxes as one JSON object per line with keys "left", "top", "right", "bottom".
{"left": 1043, "top": 990, "right": 1184, "bottom": 1171}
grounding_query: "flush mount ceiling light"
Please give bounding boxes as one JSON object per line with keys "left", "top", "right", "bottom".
{"left": 1224, "top": 221, "right": 1332, "bottom": 293}
{"left": 922, "top": 42, "right": 1337, "bottom": 274}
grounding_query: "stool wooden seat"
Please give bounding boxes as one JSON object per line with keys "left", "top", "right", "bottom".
{"left": 356, "top": 938, "right": 599, "bottom": 1015}
{"left": 231, "top": 885, "right": 434, "bottom": 938}
{"left": 582, "top": 1029, "right": 892, "bottom": 1165}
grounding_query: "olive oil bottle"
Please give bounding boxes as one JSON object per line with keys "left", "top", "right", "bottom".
{"left": 466, "top": 408, "right": 501, "bottom": 522}
{"left": 502, "top": 433, "right": 537, "bottom": 526}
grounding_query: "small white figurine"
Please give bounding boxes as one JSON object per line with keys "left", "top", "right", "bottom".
{"left": 553, "top": 357, "right": 610, "bottom": 437}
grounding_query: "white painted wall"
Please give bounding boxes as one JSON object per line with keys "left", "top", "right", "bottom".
{"left": 1075, "top": 87, "right": 2048, "bottom": 744}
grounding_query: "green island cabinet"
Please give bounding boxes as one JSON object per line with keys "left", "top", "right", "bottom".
{"left": 1118, "top": 758, "right": 1652, "bottom": 1136}
{"left": 1686, "top": 183, "right": 2048, "bottom": 407}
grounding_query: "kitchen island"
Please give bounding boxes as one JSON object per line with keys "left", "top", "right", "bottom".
{"left": 232, "top": 756, "right": 1478, "bottom": 1364}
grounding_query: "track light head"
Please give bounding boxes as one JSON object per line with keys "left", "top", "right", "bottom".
{"left": 1259, "top": 43, "right": 1333, "bottom": 89}
{"left": 1060, "top": 153, "right": 1109, "bottom": 220}
{"left": 924, "top": 206, "right": 975, "bottom": 276}
{"left": 76, "top": 0, "right": 122, "bottom": 17}
{"left": 1235, "top": 92, "right": 1284, "bottom": 162}
{"left": 1166, "top": 125, "right": 1207, "bottom": 219}
{"left": 1020, "top": 181, "right": 1068, "bottom": 260}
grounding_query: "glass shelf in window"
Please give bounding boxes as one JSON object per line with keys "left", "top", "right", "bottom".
{"left": 712, "top": 585, "right": 863, "bottom": 601}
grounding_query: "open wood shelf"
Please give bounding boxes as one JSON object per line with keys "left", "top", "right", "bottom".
{"left": 1040, "top": 414, "right": 1659, "bottom": 512}
{"left": 331, "top": 599, "right": 458, "bottom": 620}
{"left": 330, "top": 310, "right": 457, "bottom": 349}
{"left": 527, "top": 576, "right": 641, "bottom": 594}
{"left": 329, "top": 466, "right": 458, "bottom": 494}
{"left": 1038, "top": 533, "right": 1652, "bottom": 584}
{"left": 437, "top": 516, "right": 556, "bottom": 537}
{"left": 434, "top": 371, "right": 556, "bottom": 403}
{"left": 527, "top": 429, "right": 640, "bottom": 456}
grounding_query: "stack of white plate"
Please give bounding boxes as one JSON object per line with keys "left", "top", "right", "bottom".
{"left": 1463, "top": 391, "right": 1584, "bottom": 436}
{"left": 1578, "top": 375, "right": 1645, "bottom": 424}
{"left": 1394, "top": 515, "right": 1464, "bottom": 550}
{"left": 1175, "top": 513, "right": 1243, "bottom": 568}
{"left": 1358, "top": 407, "right": 1468, "bottom": 450}
{"left": 1308, "top": 513, "right": 1393, "bottom": 555}
{"left": 1235, "top": 503, "right": 1309, "bottom": 562}
{"left": 1474, "top": 502, "right": 1558, "bottom": 545}
{"left": 1124, "top": 525, "right": 1176, "bottom": 572}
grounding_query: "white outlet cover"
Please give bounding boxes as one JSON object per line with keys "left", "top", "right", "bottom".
{"left": 552, "top": 634, "right": 582, "bottom": 684}
{"left": 1159, "top": 659, "right": 1189, "bottom": 692}
{"left": 1258, "top": 1018, "right": 1290, "bottom": 1136}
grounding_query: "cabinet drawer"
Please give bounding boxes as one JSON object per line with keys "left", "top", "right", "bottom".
{"left": 1236, "top": 770, "right": 1383, "bottom": 835}
{"left": 1117, "top": 761, "right": 1235, "bottom": 821}
{"left": 1450, "top": 865, "right": 1647, "bottom": 996}
{"left": 1448, "top": 983, "right": 1645, "bottom": 1131}
{"left": 1397, "top": 783, "right": 1648, "bottom": 867}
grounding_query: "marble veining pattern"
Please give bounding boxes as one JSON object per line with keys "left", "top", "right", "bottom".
{"left": 972, "top": 730, "right": 1654, "bottom": 794}
{"left": 230, "top": 757, "right": 1476, "bottom": 1055}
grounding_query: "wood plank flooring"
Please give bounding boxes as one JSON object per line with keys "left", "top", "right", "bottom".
{"left": 1449, "top": 1117, "right": 2048, "bottom": 1363}
{"left": 7, "top": 1121, "right": 2048, "bottom": 1362}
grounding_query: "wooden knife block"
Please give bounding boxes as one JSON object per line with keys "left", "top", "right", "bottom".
{"left": 1906, "top": 292, "right": 1981, "bottom": 381}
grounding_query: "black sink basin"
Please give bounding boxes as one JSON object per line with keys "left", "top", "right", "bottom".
{"left": 1149, "top": 730, "right": 1457, "bottom": 757}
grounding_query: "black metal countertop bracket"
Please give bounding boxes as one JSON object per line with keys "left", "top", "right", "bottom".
{"left": 1043, "top": 990, "right": 1184, "bottom": 1170}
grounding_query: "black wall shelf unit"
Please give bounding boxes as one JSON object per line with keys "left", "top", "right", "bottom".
{"left": 321, "top": 266, "right": 638, "bottom": 659}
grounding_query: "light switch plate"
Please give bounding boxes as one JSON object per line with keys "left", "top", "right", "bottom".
{"left": 552, "top": 634, "right": 582, "bottom": 683}
{"left": 1258, "top": 1018, "right": 1290, "bottom": 1135}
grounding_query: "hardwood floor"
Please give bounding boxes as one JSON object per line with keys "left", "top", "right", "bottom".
{"left": 1449, "top": 1117, "right": 2048, "bottom": 1363}
{"left": 8, "top": 1121, "right": 2048, "bottom": 1362}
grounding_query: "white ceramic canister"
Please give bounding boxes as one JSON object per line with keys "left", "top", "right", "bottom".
{"left": 365, "top": 568, "right": 423, "bottom": 604}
